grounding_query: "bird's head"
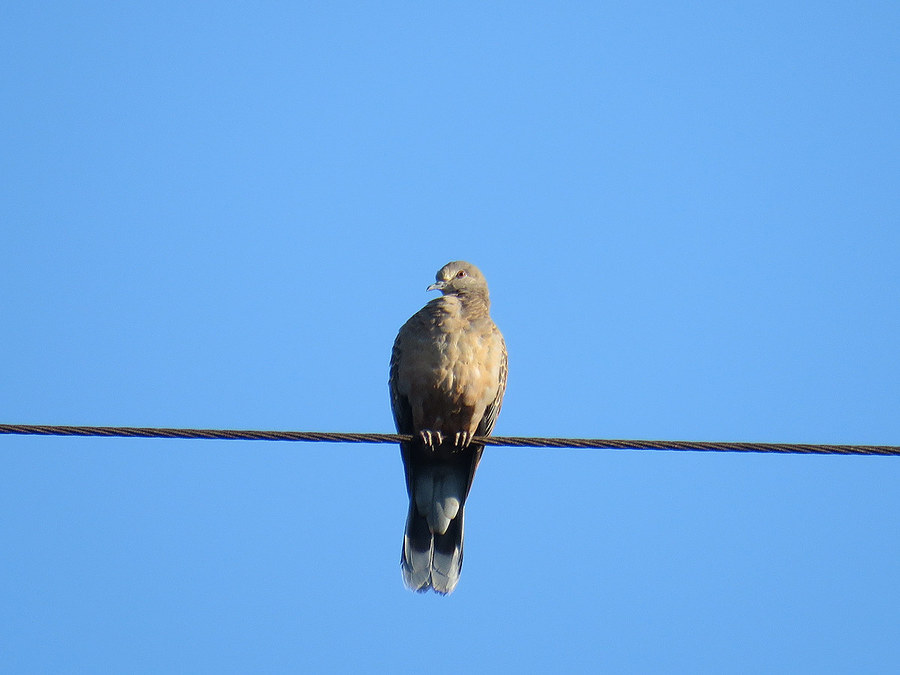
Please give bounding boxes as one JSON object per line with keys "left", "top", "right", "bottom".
{"left": 427, "top": 261, "right": 489, "bottom": 300}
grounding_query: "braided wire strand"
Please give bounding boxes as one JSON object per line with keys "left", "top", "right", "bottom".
{"left": 0, "top": 424, "right": 897, "bottom": 456}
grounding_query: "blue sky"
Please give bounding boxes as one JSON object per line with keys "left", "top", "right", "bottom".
{"left": 2, "top": 2, "right": 899, "bottom": 672}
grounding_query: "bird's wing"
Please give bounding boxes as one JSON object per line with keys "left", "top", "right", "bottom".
{"left": 389, "top": 327, "right": 414, "bottom": 436}
{"left": 389, "top": 321, "right": 420, "bottom": 497}
{"left": 476, "top": 327, "right": 507, "bottom": 438}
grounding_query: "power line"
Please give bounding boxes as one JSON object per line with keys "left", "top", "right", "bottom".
{"left": 0, "top": 423, "right": 897, "bottom": 456}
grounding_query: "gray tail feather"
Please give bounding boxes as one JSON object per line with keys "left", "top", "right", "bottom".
{"left": 401, "top": 503, "right": 464, "bottom": 595}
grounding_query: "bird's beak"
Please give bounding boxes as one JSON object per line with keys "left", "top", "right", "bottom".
{"left": 426, "top": 280, "right": 446, "bottom": 292}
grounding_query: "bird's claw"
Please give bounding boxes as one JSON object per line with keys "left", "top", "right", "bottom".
{"left": 453, "top": 431, "right": 472, "bottom": 451}
{"left": 419, "top": 430, "right": 444, "bottom": 449}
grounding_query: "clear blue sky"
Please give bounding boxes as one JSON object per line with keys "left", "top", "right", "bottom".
{"left": 2, "top": 2, "right": 899, "bottom": 672}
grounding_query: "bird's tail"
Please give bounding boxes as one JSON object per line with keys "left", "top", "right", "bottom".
{"left": 399, "top": 448, "right": 482, "bottom": 595}
{"left": 401, "top": 503, "right": 465, "bottom": 595}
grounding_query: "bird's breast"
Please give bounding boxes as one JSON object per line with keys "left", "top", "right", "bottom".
{"left": 398, "top": 312, "right": 502, "bottom": 430}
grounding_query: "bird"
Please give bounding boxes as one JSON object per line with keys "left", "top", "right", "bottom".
{"left": 389, "top": 261, "right": 508, "bottom": 594}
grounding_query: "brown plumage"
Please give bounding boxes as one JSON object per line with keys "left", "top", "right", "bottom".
{"left": 389, "top": 261, "right": 507, "bottom": 594}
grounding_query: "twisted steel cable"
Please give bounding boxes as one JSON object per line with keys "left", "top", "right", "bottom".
{"left": 0, "top": 424, "right": 897, "bottom": 456}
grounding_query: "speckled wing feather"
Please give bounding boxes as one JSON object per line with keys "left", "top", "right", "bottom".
{"left": 476, "top": 330, "right": 507, "bottom": 438}
{"left": 388, "top": 334, "right": 412, "bottom": 434}
{"left": 388, "top": 330, "right": 415, "bottom": 494}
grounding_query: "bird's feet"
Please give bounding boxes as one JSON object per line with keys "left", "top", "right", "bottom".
{"left": 419, "top": 430, "right": 444, "bottom": 450}
{"left": 453, "top": 431, "right": 473, "bottom": 451}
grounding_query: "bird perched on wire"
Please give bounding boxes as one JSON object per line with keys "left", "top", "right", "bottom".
{"left": 389, "top": 261, "right": 508, "bottom": 594}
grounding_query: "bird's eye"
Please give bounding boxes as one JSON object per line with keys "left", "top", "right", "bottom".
{"left": 456, "top": 270, "right": 467, "bottom": 278}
